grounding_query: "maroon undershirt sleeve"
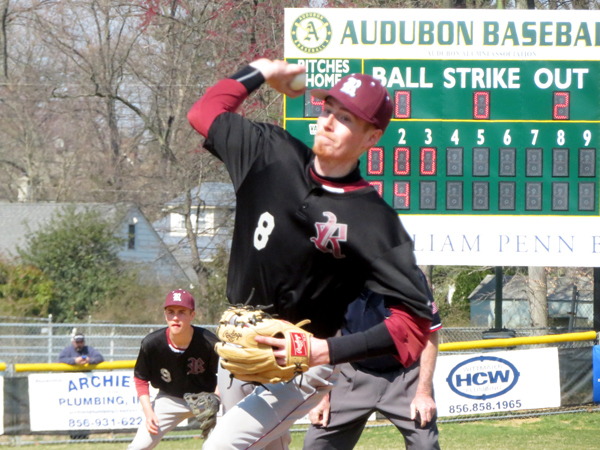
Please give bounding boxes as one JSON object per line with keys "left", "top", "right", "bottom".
{"left": 187, "top": 65, "right": 265, "bottom": 138}
{"left": 134, "top": 376, "right": 150, "bottom": 398}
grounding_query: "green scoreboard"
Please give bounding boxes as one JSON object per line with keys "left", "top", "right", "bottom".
{"left": 284, "top": 8, "right": 600, "bottom": 267}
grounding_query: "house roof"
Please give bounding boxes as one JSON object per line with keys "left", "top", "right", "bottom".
{"left": 469, "top": 274, "right": 593, "bottom": 302}
{"left": 0, "top": 203, "right": 123, "bottom": 258}
{"left": 164, "top": 182, "right": 235, "bottom": 209}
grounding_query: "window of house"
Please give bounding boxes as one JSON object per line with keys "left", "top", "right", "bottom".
{"left": 197, "top": 211, "right": 215, "bottom": 234}
{"left": 128, "top": 224, "right": 135, "bottom": 249}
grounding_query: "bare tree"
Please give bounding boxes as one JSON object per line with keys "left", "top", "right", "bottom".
{"left": 527, "top": 266, "right": 548, "bottom": 328}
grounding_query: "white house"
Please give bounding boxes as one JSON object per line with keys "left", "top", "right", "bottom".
{"left": 153, "top": 182, "right": 235, "bottom": 282}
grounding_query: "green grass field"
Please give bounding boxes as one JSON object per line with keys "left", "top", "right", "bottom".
{"left": 4, "top": 412, "right": 600, "bottom": 449}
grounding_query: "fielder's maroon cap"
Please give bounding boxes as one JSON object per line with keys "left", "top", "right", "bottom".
{"left": 311, "top": 74, "right": 393, "bottom": 131}
{"left": 164, "top": 289, "right": 195, "bottom": 310}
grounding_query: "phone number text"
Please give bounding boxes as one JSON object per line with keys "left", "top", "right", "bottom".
{"left": 448, "top": 400, "right": 522, "bottom": 414}
{"left": 68, "top": 417, "right": 143, "bottom": 428}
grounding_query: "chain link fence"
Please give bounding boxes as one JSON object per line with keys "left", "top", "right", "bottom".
{"left": 0, "top": 316, "right": 594, "bottom": 366}
{"left": 0, "top": 317, "right": 597, "bottom": 444}
{"left": 0, "top": 316, "right": 217, "bottom": 367}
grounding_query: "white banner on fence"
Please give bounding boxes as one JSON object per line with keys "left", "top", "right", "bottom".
{"left": 401, "top": 215, "right": 600, "bottom": 267}
{"left": 434, "top": 347, "right": 560, "bottom": 417}
{"left": 28, "top": 371, "right": 184, "bottom": 432}
{"left": 0, "top": 376, "right": 4, "bottom": 435}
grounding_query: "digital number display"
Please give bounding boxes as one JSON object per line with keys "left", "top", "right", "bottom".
{"left": 394, "top": 147, "right": 410, "bottom": 175}
{"left": 552, "top": 182, "right": 569, "bottom": 211}
{"left": 579, "top": 182, "right": 595, "bottom": 211}
{"left": 499, "top": 182, "right": 516, "bottom": 210}
{"left": 552, "top": 91, "right": 570, "bottom": 120}
{"left": 499, "top": 148, "right": 516, "bottom": 177}
{"left": 420, "top": 147, "right": 437, "bottom": 176}
{"left": 579, "top": 148, "right": 596, "bottom": 177}
{"left": 394, "top": 91, "right": 411, "bottom": 119}
{"left": 446, "top": 147, "right": 463, "bottom": 176}
{"left": 446, "top": 181, "right": 463, "bottom": 210}
{"left": 420, "top": 181, "right": 436, "bottom": 210}
{"left": 393, "top": 181, "right": 410, "bottom": 210}
{"left": 526, "top": 148, "right": 543, "bottom": 177}
{"left": 552, "top": 148, "right": 569, "bottom": 177}
{"left": 369, "top": 180, "right": 383, "bottom": 197}
{"left": 473, "top": 182, "right": 489, "bottom": 210}
{"left": 472, "top": 147, "right": 490, "bottom": 177}
{"left": 526, "top": 182, "right": 543, "bottom": 211}
{"left": 303, "top": 92, "right": 324, "bottom": 118}
{"left": 473, "top": 91, "right": 490, "bottom": 120}
{"left": 367, "top": 147, "right": 384, "bottom": 175}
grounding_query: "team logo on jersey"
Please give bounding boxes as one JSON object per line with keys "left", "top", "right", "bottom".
{"left": 310, "top": 212, "right": 347, "bottom": 259}
{"left": 291, "top": 12, "right": 332, "bottom": 54}
{"left": 187, "top": 357, "right": 205, "bottom": 375}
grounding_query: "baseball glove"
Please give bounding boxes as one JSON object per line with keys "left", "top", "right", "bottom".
{"left": 183, "top": 392, "right": 220, "bottom": 438}
{"left": 215, "top": 305, "right": 312, "bottom": 384}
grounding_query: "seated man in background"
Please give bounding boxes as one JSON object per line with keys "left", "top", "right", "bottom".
{"left": 58, "top": 332, "right": 105, "bottom": 440}
{"left": 58, "top": 332, "right": 104, "bottom": 365}
{"left": 304, "top": 270, "right": 442, "bottom": 450}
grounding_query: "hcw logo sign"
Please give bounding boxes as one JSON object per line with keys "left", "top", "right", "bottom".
{"left": 446, "top": 356, "right": 520, "bottom": 400}
{"left": 291, "top": 12, "right": 332, "bottom": 54}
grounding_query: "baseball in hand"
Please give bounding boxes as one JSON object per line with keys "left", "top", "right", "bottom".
{"left": 289, "top": 73, "right": 306, "bottom": 91}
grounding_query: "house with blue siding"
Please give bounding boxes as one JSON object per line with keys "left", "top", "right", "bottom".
{"left": 0, "top": 203, "right": 190, "bottom": 285}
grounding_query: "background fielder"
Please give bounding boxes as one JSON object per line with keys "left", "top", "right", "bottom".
{"left": 128, "top": 289, "right": 219, "bottom": 450}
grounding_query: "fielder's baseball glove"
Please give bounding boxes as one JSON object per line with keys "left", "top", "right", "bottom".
{"left": 215, "top": 305, "right": 312, "bottom": 384}
{"left": 183, "top": 392, "right": 220, "bottom": 438}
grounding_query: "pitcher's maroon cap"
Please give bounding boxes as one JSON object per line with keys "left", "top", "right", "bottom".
{"left": 311, "top": 74, "right": 393, "bottom": 131}
{"left": 164, "top": 289, "right": 195, "bottom": 310}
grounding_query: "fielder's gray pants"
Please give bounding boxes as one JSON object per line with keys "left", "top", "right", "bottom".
{"left": 302, "top": 362, "right": 440, "bottom": 450}
{"left": 203, "top": 362, "right": 339, "bottom": 450}
{"left": 127, "top": 393, "right": 195, "bottom": 450}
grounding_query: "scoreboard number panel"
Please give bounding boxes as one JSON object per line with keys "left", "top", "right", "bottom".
{"left": 284, "top": 10, "right": 600, "bottom": 219}
{"left": 499, "top": 148, "right": 516, "bottom": 177}
{"left": 446, "top": 147, "right": 464, "bottom": 176}
{"left": 354, "top": 121, "right": 599, "bottom": 216}
{"left": 284, "top": 8, "right": 600, "bottom": 267}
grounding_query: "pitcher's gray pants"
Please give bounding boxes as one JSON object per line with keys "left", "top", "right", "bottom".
{"left": 203, "top": 363, "right": 339, "bottom": 450}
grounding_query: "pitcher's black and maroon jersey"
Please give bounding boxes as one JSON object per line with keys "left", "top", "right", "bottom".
{"left": 189, "top": 78, "right": 432, "bottom": 341}
{"left": 133, "top": 326, "right": 218, "bottom": 398}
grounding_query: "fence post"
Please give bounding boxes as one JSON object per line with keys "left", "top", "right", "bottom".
{"left": 568, "top": 285, "right": 579, "bottom": 333}
{"left": 110, "top": 326, "right": 115, "bottom": 362}
{"left": 495, "top": 266, "right": 503, "bottom": 329}
{"left": 47, "top": 314, "right": 53, "bottom": 364}
{"left": 594, "top": 267, "right": 600, "bottom": 332}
